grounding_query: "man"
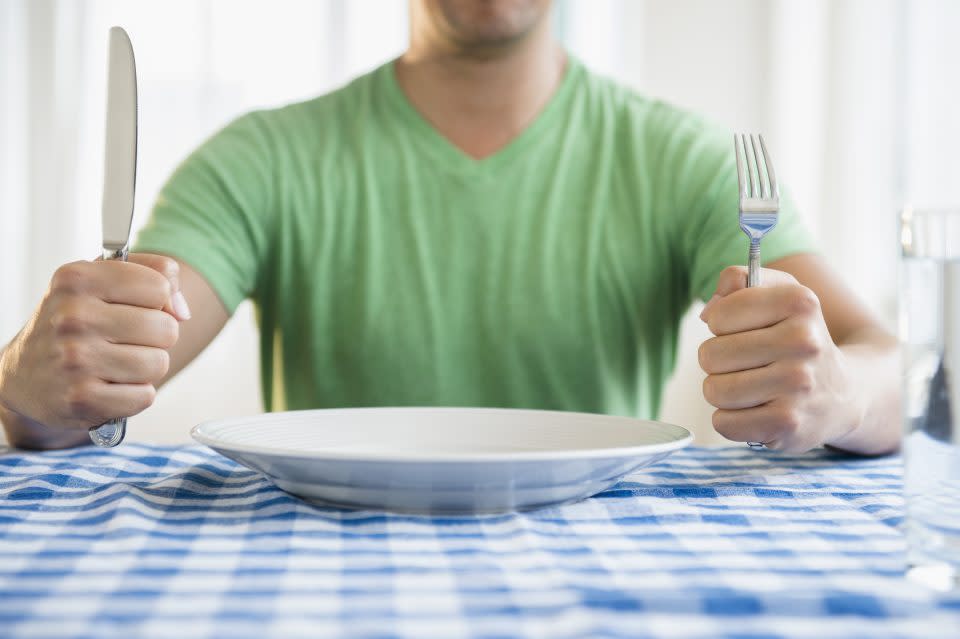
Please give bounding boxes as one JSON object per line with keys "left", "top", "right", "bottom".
{"left": 0, "top": 0, "right": 898, "bottom": 455}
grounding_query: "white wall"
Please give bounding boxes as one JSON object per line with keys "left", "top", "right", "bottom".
{"left": 0, "top": 2, "right": 28, "bottom": 342}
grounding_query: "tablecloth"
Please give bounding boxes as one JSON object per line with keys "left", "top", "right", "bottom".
{"left": 1, "top": 443, "right": 958, "bottom": 639}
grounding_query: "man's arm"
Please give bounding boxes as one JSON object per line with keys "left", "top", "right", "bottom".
{"left": 698, "top": 253, "right": 899, "bottom": 455}
{"left": 156, "top": 259, "right": 230, "bottom": 385}
{"left": 0, "top": 256, "right": 228, "bottom": 450}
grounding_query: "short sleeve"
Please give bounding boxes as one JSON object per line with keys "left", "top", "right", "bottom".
{"left": 133, "top": 112, "right": 275, "bottom": 314}
{"left": 666, "top": 115, "right": 819, "bottom": 303}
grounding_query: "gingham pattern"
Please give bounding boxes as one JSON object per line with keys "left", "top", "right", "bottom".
{"left": 0, "top": 444, "right": 958, "bottom": 639}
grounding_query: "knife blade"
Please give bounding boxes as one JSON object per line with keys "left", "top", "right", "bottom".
{"left": 89, "top": 26, "right": 138, "bottom": 448}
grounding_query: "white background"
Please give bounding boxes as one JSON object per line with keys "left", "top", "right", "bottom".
{"left": 1, "top": 0, "right": 958, "bottom": 445}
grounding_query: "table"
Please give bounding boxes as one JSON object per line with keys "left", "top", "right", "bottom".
{"left": 1, "top": 443, "right": 958, "bottom": 638}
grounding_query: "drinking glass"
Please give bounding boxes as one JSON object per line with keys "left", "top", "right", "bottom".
{"left": 901, "top": 206, "right": 960, "bottom": 591}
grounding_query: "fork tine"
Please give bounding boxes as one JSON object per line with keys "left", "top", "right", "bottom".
{"left": 743, "top": 133, "right": 758, "bottom": 197}
{"left": 758, "top": 134, "right": 779, "bottom": 199}
{"left": 750, "top": 134, "right": 768, "bottom": 199}
{"left": 734, "top": 134, "right": 748, "bottom": 199}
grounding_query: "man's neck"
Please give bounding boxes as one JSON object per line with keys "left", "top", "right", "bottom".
{"left": 394, "top": 21, "right": 566, "bottom": 160}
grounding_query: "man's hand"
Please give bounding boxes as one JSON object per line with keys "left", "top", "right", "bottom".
{"left": 0, "top": 254, "right": 190, "bottom": 447}
{"left": 697, "top": 265, "right": 866, "bottom": 453}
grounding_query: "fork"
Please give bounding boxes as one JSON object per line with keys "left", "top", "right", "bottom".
{"left": 734, "top": 133, "right": 780, "bottom": 450}
{"left": 734, "top": 133, "right": 780, "bottom": 287}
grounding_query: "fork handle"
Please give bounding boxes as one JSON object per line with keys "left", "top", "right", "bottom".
{"left": 748, "top": 241, "right": 761, "bottom": 287}
{"left": 89, "top": 418, "right": 126, "bottom": 447}
{"left": 746, "top": 241, "right": 765, "bottom": 450}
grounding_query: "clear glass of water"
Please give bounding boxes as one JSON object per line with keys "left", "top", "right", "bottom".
{"left": 901, "top": 207, "right": 960, "bottom": 591}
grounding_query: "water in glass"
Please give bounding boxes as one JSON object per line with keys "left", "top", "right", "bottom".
{"left": 901, "top": 208, "right": 960, "bottom": 591}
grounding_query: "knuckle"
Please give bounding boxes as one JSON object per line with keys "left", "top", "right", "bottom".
{"left": 135, "top": 385, "right": 157, "bottom": 413}
{"left": 791, "top": 323, "right": 822, "bottom": 357}
{"left": 787, "top": 363, "right": 815, "bottom": 394}
{"left": 50, "top": 262, "right": 87, "bottom": 294}
{"left": 789, "top": 286, "right": 821, "bottom": 316}
{"left": 140, "top": 269, "right": 172, "bottom": 305}
{"left": 773, "top": 406, "right": 802, "bottom": 436}
{"left": 64, "top": 382, "right": 97, "bottom": 418}
{"left": 58, "top": 339, "right": 87, "bottom": 371}
{"left": 50, "top": 299, "right": 89, "bottom": 336}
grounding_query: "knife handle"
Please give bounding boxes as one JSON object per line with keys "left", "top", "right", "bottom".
{"left": 88, "top": 246, "right": 130, "bottom": 447}
{"left": 102, "top": 246, "right": 129, "bottom": 261}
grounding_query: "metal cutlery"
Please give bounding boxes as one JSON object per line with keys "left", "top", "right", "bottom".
{"left": 89, "top": 26, "right": 138, "bottom": 447}
{"left": 734, "top": 133, "right": 780, "bottom": 449}
{"left": 735, "top": 133, "right": 780, "bottom": 287}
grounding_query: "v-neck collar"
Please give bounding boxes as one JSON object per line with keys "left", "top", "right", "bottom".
{"left": 378, "top": 54, "right": 582, "bottom": 179}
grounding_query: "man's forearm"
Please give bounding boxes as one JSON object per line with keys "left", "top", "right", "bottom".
{"left": 826, "top": 329, "right": 900, "bottom": 456}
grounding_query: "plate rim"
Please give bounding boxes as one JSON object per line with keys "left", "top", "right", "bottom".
{"left": 190, "top": 406, "right": 694, "bottom": 464}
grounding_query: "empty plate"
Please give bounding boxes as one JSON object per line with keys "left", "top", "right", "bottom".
{"left": 191, "top": 407, "right": 692, "bottom": 514}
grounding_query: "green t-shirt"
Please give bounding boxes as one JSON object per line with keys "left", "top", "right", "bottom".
{"left": 135, "top": 56, "right": 816, "bottom": 419}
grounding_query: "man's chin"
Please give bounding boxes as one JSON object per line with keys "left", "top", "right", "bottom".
{"left": 430, "top": 0, "right": 550, "bottom": 55}
{"left": 447, "top": 29, "right": 534, "bottom": 58}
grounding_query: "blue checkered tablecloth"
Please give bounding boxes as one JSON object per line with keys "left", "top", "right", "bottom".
{"left": 0, "top": 444, "right": 958, "bottom": 639}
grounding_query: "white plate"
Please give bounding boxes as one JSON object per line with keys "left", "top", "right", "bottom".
{"left": 191, "top": 407, "right": 692, "bottom": 514}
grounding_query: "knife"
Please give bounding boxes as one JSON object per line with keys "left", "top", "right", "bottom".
{"left": 89, "top": 26, "right": 138, "bottom": 448}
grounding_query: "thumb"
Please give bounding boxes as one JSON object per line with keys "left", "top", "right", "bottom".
{"left": 698, "top": 266, "right": 749, "bottom": 321}
{"left": 127, "top": 253, "right": 191, "bottom": 320}
{"left": 713, "top": 265, "right": 750, "bottom": 297}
